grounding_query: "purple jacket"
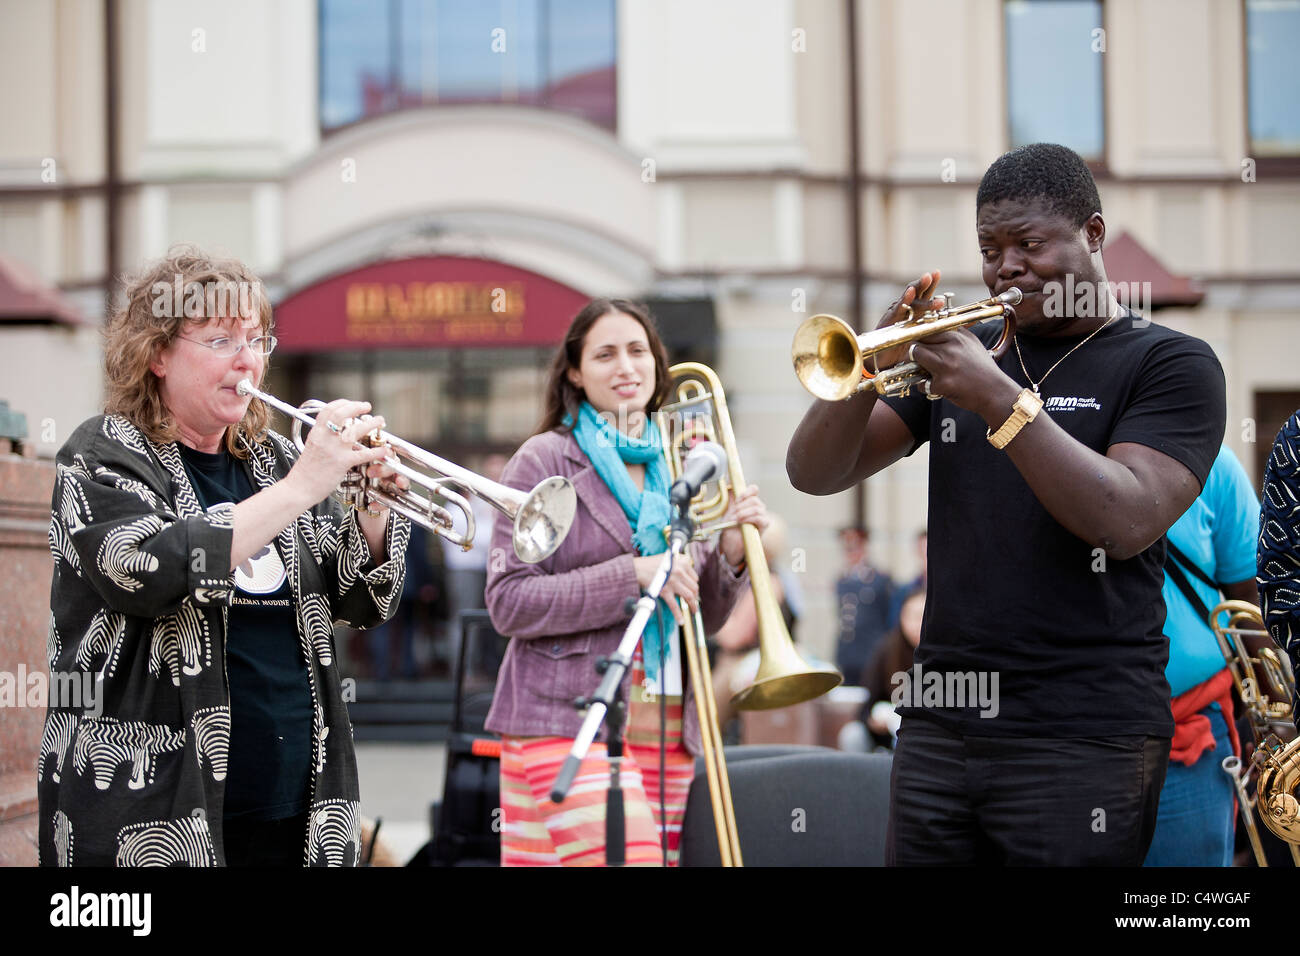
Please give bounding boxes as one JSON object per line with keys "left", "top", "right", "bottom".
{"left": 484, "top": 428, "right": 748, "bottom": 754}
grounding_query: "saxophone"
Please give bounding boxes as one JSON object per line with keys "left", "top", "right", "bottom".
{"left": 1257, "top": 735, "right": 1300, "bottom": 846}
{"left": 1211, "top": 600, "right": 1300, "bottom": 863}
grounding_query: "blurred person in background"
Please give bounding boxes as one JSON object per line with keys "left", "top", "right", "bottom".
{"left": 38, "top": 246, "right": 409, "bottom": 867}
{"left": 834, "top": 526, "right": 894, "bottom": 687}
{"left": 1144, "top": 446, "right": 1259, "bottom": 867}
{"left": 836, "top": 590, "right": 924, "bottom": 753}
{"left": 864, "top": 590, "right": 925, "bottom": 749}
{"left": 484, "top": 298, "right": 766, "bottom": 866}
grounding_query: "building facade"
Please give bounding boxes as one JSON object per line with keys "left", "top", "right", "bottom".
{"left": 1, "top": 0, "right": 1298, "bottom": 662}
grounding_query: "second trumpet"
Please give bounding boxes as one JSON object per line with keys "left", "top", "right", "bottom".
{"left": 237, "top": 380, "right": 577, "bottom": 564}
{"left": 792, "top": 288, "right": 1021, "bottom": 401}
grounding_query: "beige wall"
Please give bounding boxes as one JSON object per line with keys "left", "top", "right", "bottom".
{"left": 0, "top": 326, "right": 104, "bottom": 458}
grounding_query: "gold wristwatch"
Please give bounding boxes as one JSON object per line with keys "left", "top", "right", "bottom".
{"left": 986, "top": 388, "right": 1043, "bottom": 449}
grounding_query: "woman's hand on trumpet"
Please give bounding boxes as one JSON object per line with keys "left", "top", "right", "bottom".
{"left": 718, "top": 484, "right": 770, "bottom": 570}
{"left": 287, "top": 400, "right": 393, "bottom": 505}
{"left": 285, "top": 398, "right": 411, "bottom": 562}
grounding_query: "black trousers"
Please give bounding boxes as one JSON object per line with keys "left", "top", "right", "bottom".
{"left": 223, "top": 812, "right": 310, "bottom": 867}
{"left": 886, "top": 718, "right": 1170, "bottom": 866}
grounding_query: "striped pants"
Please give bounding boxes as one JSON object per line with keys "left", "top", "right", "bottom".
{"left": 499, "top": 735, "right": 694, "bottom": 867}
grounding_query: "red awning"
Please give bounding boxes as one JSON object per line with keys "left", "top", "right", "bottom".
{"left": 0, "top": 255, "right": 88, "bottom": 325}
{"left": 273, "top": 256, "right": 591, "bottom": 352}
{"left": 1103, "top": 232, "right": 1204, "bottom": 310}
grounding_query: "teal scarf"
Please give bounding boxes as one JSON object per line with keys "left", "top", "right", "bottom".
{"left": 568, "top": 401, "right": 675, "bottom": 682}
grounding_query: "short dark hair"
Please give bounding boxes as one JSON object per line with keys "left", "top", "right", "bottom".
{"left": 976, "top": 143, "right": 1101, "bottom": 228}
{"left": 536, "top": 298, "right": 672, "bottom": 436}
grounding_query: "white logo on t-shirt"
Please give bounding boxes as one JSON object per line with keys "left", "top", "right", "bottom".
{"left": 235, "top": 544, "right": 287, "bottom": 594}
{"left": 1044, "top": 395, "right": 1102, "bottom": 412}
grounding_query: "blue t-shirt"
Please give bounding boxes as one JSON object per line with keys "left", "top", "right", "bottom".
{"left": 1163, "top": 445, "right": 1260, "bottom": 696}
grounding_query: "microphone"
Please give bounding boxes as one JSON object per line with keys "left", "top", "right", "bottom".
{"left": 670, "top": 441, "right": 727, "bottom": 506}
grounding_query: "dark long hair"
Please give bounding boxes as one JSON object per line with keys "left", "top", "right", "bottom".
{"left": 535, "top": 298, "right": 673, "bottom": 436}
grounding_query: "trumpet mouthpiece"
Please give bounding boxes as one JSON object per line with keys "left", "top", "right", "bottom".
{"left": 236, "top": 379, "right": 255, "bottom": 396}
{"left": 1000, "top": 288, "right": 1023, "bottom": 305}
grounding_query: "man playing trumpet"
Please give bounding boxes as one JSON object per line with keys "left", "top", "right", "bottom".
{"left": 787, "top": 144, "right": 1226, "bottom": 865}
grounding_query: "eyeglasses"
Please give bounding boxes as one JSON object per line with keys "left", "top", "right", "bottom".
{"left": 176, "top": 334, "right": 277, "bottom": 358}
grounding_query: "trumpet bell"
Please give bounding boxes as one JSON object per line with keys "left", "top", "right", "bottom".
{"left": 510, "top": 476, "right": 577, "bottom": 564}
{"left": 792, "top": 314, "right": 863, "bottom": 402}
{"left": 791, "top": 289, "right": 1022, "bottom": 401}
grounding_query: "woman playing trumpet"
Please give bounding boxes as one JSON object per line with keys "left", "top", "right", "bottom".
{"left": 485, "top": 298, "right": 769, "bottom": 866}
{"left": 39, "top": 246, "right": 409, "bottom": 867}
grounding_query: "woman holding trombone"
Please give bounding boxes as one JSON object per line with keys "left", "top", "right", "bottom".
{"left": 484, "top": 298, "right": 769, "bottom": 866}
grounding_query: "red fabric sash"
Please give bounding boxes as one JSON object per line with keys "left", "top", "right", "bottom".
{"left": 1170, "top": 668, "right": 1240, "bottom": 767}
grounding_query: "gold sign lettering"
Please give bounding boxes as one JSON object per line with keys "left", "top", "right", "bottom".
{"left": 344, "top": 281, "right": 527, "bottom": 342}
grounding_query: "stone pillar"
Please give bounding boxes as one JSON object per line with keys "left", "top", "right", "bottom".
{"left": 0, "top": 455, "right": 55, "bottom": 865}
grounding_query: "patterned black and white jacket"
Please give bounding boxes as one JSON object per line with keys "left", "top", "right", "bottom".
{"left": 1260, "top": 409, "right": 1300, "bottom": 729}
{"left": 37, "top": 414, "right": 410, "bottom": 866}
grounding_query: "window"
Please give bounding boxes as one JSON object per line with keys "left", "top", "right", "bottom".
{"left": 1004, "top": 0, "right": 1105, "bottom": 160}
{"left": 1247, "top": 0, "right": 1300, "bottom": 156}
{"left": 320, "top": 0, "right": 617, "bottom": 132}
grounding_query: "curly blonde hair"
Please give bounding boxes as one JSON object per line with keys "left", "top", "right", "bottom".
{"left": 103, "top": 245, "right": 273, "bottom": 458}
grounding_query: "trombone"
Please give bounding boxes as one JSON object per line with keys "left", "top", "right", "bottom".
{"left": 237, "top": 380, "right": 577, "bottom": 564}
{"left": 792, "top": 288, "right": 1021, "bottom": 401}
{"left": 1210, "top": 599, "right": 1300, "bottom": 865}
{"left": 656, "top": 362, "right": 842, "bottom": 866}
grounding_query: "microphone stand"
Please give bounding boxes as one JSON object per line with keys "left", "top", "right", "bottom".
{"left": 550, "top": 506, "right": 697, "bottom": 866}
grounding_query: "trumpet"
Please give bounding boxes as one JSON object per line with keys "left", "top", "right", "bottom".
{"left": 657, "top": 362, "right": 842, "bottom": 866}
{"left": 236, "top": 380, "right": 576, "bottom": 564}
{"left": 1210, "top": 600, "right": 1300, "bottom": 865}
{"left": 792, "top": 288, "right": 1022, "bottom": 401}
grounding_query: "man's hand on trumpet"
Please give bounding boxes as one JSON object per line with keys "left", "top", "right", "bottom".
{"left": 906, "top": 324, "right": 1021, "bottom": 420}
{"left": 870, "top": 269, "right": 948, "bottom": 371}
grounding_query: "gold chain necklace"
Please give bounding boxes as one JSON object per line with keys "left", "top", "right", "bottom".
{"left": 1013, "top": 302, "right": 1120, "bottom": 398}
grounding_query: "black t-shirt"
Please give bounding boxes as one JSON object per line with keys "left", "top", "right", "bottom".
{"left": 178, "top": 444, "right": 314, "bottom": 821}
{"left": 881, "top": 313, "right": 1225, "bottom": 738}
